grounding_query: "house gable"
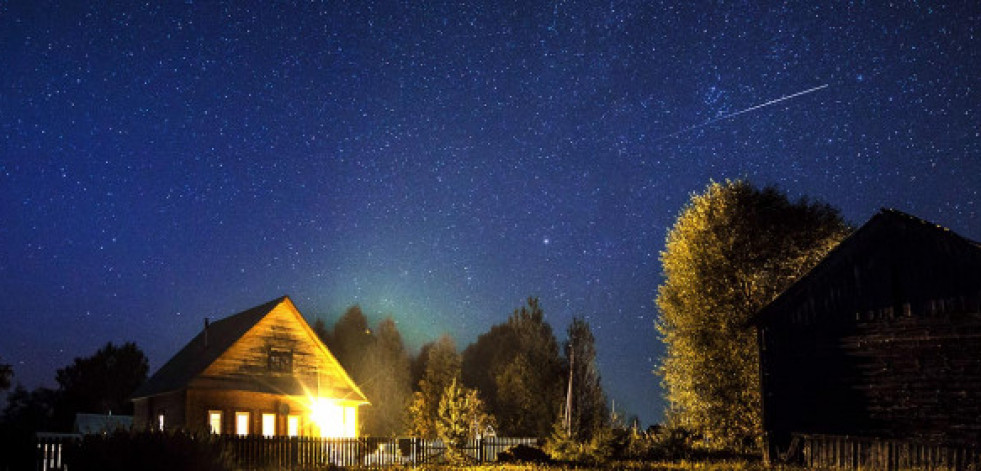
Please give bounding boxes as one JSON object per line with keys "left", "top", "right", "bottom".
{"left": 196, "top": 297, "right": 367, "bottom": 404}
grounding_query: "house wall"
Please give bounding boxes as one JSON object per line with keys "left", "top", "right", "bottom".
{"left": 200, "top": 302, "right": 357, "bottom": 399}
{"left": 185, "top": 389, "right": 357, "bottom": 437}
{"left": 132, "top": 390, "right": 187, "bottom": 431}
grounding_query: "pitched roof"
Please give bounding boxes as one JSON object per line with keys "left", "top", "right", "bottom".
{"left": 751, "top": 209, "right": 981, "bottom": 326}
{"left": 132, "top": 296, "right": 317, "bottom": 399}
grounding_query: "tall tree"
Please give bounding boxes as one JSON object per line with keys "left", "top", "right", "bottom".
{"left": 410, "top": 341, "right": 435, "bottom": 392}
{"left": 656, "top": 180, "right": 849, "bottom": 451}
{"left": 409, "top": 335, "right": 461, "bottom": 439}
{"left": 462, "top": 298, "right": 563, "bottom": 437}
{"left": 327, "top": 305, "right": 373, "bottom": 385}
{"left": 360, "top": 317, "right": 413, "bottom": 437}
{"left": 0, "top": 359, "right": 11, "bottom": 392}
{"left": 311, "top": 317, "right": 330, "bottom": 347}
{"left": 54, "top": 342, "right": 148, "bottom": 429}
{"left": 564, "top": 317, "right": 607, "bottom": 442}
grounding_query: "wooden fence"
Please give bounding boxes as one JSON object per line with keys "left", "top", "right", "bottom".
{"left": 37, "top": 434, "right": 538, "bottom": 470}
{"left": 796, "top": 433, "right": 981, "bottom": 470}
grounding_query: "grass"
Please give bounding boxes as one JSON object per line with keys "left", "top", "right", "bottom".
{"left": 408, "top": 460, "right": 802, "bottom": 471}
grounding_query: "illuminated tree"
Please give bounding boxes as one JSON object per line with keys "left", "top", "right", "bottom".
{"left": 409, "top": 335, "right": 461, "bottom": 439}
{"left": 656, "top": 180, "right": 848, "bottom": 451}
{"left": 436, "top": 378, "right": 492, "bottom": 464}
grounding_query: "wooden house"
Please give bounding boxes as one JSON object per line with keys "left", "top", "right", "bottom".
{"left": 131, "top": 296, "right": 368, "bottom": 437}
{"left": 751, "top": 210, "right": 981, "bottom": 466}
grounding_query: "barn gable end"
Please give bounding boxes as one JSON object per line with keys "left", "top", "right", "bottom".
{"left": 751, "top": 210, "right": 981, "bottom": 464}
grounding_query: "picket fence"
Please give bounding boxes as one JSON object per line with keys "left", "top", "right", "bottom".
{"left": 37, "top": 434, "right": 538, "bottom": 470}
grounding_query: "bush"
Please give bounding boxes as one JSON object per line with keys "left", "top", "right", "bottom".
{"left": 63, "top": 430, "right": 234, "bottom": 471}
{"left": 497, "top": 444, "right": 553, "bottom": 464}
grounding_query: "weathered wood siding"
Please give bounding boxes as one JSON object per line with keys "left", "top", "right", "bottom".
{"left": 198, "top": 302, "right": 358, "bottom": 401}
{"left": 797, "top": 433, "right": 981, "bottom": 470}
{"left": 761, "top": 312, "right": 981, "bottom": 446}
{"left": 755, "top": 212, "right": 981, "bottom": 463}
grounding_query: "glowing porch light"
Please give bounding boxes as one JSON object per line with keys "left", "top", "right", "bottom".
{"left": 307, "top": 397, "right": 356, "bottom": 438}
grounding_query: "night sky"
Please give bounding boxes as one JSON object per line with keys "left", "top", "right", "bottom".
{"left": 2, "top": 1, "right": 979, "bottom": 426}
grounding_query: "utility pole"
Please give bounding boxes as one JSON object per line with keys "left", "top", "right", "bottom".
{"left": 564, "top": 347, "right": 573, "bottom": 435}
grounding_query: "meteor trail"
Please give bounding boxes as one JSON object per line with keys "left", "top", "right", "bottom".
{"left": 656, "top": 83, "right": 829, "bottom": 141}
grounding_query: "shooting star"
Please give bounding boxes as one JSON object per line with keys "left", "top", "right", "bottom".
{"left": 655, "top": 83, "right": 829, "bottom": 141}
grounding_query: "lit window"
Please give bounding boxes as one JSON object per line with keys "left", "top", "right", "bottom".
{"left": 262, "top": 413, "right": 276, "bottom": 437}
{"left": 208, "top": 411, "right": 222, "bottom": 434}
{"left": 236, "top": 412, "right": 250, "bottom": 436}
{"left": 287, "top": 415, "right": 300, "bottom": 437}
{"left": 344, "top": 407, "right": 357, "bottom": 438}
{"left": 157, "top": 413, "right": 165, "bottom": 431}
{"left": 309, "top": 398, "right": 344, "bottom": 437}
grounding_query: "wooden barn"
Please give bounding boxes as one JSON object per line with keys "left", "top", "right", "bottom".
{"left": 131, "top": 296, "right": 368, "bottom": 437}
{"left": 751, "top": 210, "right": 981, "bottom": 468}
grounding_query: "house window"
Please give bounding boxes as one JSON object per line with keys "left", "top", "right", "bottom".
{"left": 287, "top": 415, "right": 300, "bottom": 437}
{"left": 236, "top": 412, "right": 250, "bottom": 436}
{"left": 261, "top": 413, "right": 276, "bottom": 437}
{"left": 343, "top": 406, "right": 357, "bottom": 438}
{"left": 268, "top": 348, "right": 293, "bottom": 373}
{"left": 157, "top": 412, "right": 165, "bottom": 431}
{"left": 208, "top": 410, "right": 222, "bottom": 434}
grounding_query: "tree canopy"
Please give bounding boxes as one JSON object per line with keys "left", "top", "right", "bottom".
{"left": 324, "top": 305, "right": 373, "bottom": 386}
{"left": 360, "top": 317, "right": 413, "bottom": 437}
{"left": 655, "top": 180, "right": 849, "bottom": 451}
{"left": 54, "top": 342, "right": 148, "bottom": 428}
{"left": 0, "top": 359, "right": 11, "bottom": 392}
{"left": 409, "top": 335, "right": 461, "bottom": 439}
{"left": 564, "top": 317, "right": 607, "bottom": 442}
{"left": 461, "top": 297, "right": 563, "bottom": 437}
{"left": 436, "top": 378, "right": 492, "bottom": 464}
{"left": 317, "top": 307, "right": 413, "bottom": 437}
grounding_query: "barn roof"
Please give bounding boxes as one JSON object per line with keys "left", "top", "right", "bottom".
{"left": 131, "top": 296, "right": 365, "bottom": 403}
{"left": 751, "top": 209, "right": 981, "bottom": 326}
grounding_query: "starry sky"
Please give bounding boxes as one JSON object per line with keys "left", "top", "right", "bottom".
{"left": 2, "top": 1, "right": 979, "bottom": 426}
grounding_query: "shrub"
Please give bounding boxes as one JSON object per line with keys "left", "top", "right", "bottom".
{"left": 63, "top": 430, "right": 234, "bottom": 471}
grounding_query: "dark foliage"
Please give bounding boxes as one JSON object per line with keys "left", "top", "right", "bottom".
{"left": 497, "top": 444, "right": 553, "bottom": 464}
{"left": 63, "top": 431, "right": 234, "bottom": 471}
{"left": 0, "top": 385, "right": 58, "bottom": 470}
{"left": 324, "top": 305, "right": 373, "bottom": 386}
{"left": 564, "top": 317, "right": 607, "bottom": 442}
{"left": 0, "top": 360, "right": 11, "bottom": 391}
{"left": 461, "top": 297, "right": 563, "bottom": 437}
{"left": 54, "top": 342, "right": 148, "bottom": 430}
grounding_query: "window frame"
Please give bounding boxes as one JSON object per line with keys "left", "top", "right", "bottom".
{"left": 208, "top": 410, "right": 222, "bottom": 435}
{"left": 235, "top": 411, "right": 250, "bottom": 436}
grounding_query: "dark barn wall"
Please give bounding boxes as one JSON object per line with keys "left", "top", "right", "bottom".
{"left": 755, "top": 212, "right": 981, "bottom": 460}
{"left": 760, "top": 312, "right": 981, "bottom": 449}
